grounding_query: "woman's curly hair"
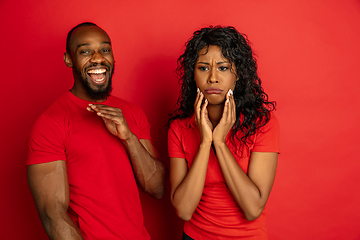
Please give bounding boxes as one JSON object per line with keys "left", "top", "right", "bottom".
{"left": 168, "top": 26, "right": 276, "bottom": 146}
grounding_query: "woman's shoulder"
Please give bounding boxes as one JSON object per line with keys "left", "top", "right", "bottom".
{"left": 169, "top": 115, "right": 196, "bottom": 130}
{"left": 263, "top": 112, "right": 279, "bottom": 130}
{"left": 254, "top": 111, "right": 279, "bottom": 140}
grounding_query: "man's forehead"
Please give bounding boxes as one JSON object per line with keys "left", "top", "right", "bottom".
{"left": 70, "top": 26, "right": 111, "bottom": 48}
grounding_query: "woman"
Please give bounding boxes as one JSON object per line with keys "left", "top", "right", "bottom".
{"left": 167, "top": 26, "right": 279, "bottom": 240}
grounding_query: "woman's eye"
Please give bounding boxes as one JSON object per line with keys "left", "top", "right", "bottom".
{"left": 199, "top": 66, "right": 209, "bottom": 71}
{"left": 219, "top": 66, "right": 229, "bottom": 71}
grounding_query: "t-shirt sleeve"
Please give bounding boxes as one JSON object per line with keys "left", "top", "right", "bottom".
{"left": 252, "top": 113, "right": 280, "bottom": 153}
{"left": 168, "top": 120, "right": 186, "bottom": 159}
{"left": 133, "top": 104, "right": 152, "bottom": 141}
{"left": 27, "top": 113, "right": 66, "bottom": 166}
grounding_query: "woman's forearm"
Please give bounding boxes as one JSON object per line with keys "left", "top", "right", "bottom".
{"left": 171, "top": 142, "right": 211, "bottom": 221}
{"left": 214, "top": 141, "right": 277, "bottom": 221}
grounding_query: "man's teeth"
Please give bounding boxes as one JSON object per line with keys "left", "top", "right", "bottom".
{"left": 94, "top": 77, "right": 105, "bottom": 82}
{"left": 87, "top": 69, "right": 106, "bottom": 74}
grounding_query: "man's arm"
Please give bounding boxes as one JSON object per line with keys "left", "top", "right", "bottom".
{"left": 87, "top": 104, "right": 165, "bottom": 199}
{"left": 27, "top": 160, "right": 84, "bottom": 240}
{"left": 122, "top": 137, "right": 165, "bottom": 199}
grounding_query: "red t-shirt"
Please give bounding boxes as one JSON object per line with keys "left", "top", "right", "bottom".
{"left": 168, "top": 113, "right": 280, "bottom": 240}
{"left": 27, "top": 91, "right": 151, "bottom": 240}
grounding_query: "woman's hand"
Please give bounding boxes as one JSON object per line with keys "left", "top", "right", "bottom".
{"left": 194, "top": 89, "right": 213, "bottom": 144}
{"left": 213, "top": 89, "right": 236, "bottom": 144}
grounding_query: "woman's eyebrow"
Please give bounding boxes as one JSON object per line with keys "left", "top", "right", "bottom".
{"left": 196, "top": 61, "right": 229, "bottom": 65}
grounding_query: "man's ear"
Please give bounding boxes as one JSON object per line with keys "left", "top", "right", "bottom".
{"left": 64, "top": 52, "right": 73, "bottom": 68}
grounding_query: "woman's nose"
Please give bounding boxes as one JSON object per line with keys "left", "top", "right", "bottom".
{"left": 208, "top": 68, "right": 218, "bottom": 83}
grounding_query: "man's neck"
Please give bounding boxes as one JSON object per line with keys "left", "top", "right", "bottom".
{"left": 70, "top": 87, "right": 107, "bottom": 102}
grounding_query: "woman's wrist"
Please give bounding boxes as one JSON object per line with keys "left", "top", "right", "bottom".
{"left": 213, "top": 139, "right": 227, "bottom": 148}
{"left": 199, "top": 139, "right": 212, "bottom": 149}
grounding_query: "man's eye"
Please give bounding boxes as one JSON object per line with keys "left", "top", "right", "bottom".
{"left": 102, "top": 48, "right": 111, "bottom": 53}
{"left": 80, "top": 50, "right": 90, "bottom": 54}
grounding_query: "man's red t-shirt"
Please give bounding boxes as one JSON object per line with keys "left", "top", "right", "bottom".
{"left": 27, "top": 91, "right": 151, "bottom": 240}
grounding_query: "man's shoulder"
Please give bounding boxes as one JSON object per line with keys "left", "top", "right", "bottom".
{"left": 42, "top": 92, "right": 73, "bottom": 115}
{"left": 32, "top": 92, "right": 76, "bottom": 127}
{"left": 107, "top": 95, "right": 143, "bottom": 114}
{"left": 108, "top": 95, "right": 134, "bottom": 106}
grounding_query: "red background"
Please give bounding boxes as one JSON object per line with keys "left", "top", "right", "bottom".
{"left": 1, "top": 0, "right": 359, "bottom": 239}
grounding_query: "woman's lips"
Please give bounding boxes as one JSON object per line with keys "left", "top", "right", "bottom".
{"left": 204, "top": 88, "right": 223, "bottom": 94}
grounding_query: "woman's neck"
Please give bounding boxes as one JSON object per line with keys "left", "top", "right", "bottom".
{"left": 207, "top": 103, "right": 224, "bottom": 127}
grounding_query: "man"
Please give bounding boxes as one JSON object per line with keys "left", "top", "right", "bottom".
{"left": 27, "top": 22, "right": 165, "bottom": 240}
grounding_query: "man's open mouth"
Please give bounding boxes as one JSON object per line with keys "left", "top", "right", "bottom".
{"left": 87, "top": 69, "right": 107, "bottom": 84}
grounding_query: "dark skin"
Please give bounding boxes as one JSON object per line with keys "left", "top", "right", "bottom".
{"left": 27, "top": 25, "right": 165, "bottom": 240}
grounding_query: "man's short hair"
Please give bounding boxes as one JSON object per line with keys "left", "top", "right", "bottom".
{"left": 66, "top": 22, "right": 99, "bottom": 53}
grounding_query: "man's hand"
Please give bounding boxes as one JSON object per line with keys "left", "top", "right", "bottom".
{"left": 87, "top": 103, "right": 165, "bottom": 199}
{"left": 87, "top": 104, "right": 132, "bottom": 140}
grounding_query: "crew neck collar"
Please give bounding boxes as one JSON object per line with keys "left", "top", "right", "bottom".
{"left": 67, "top": 90, "right": 109, "bottom": 103}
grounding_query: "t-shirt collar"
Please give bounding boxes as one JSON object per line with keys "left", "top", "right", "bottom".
{"left": 184, "top": 114, "right": 197, "bottom": 129}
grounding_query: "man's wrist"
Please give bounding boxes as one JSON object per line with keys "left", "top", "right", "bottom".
{"left": 119, "top": 132, "right": 137, "bottom": 145}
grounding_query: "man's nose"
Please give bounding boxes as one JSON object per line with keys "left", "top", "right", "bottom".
{"left": 90, "top": 51, "right": 105, "bottom": 63}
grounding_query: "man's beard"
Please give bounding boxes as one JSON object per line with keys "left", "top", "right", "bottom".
{"left": 75, "top": 65, "right": 114, "bottom": 101}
